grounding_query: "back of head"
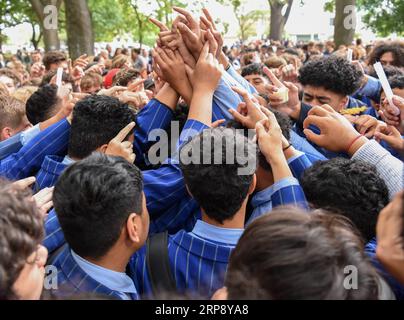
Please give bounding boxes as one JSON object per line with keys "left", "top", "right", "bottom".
{"left": 298, "top": 55, "right": 363, "bottom": 96}
{"left": 300, "top": 158, "right": 389, "bottom": 242}
{"left": 0, "top": 180, "right": 44, "bottom": 300}
{"left": 53, "top": 153, "right": 143, "bottom": 259}
{"left": 68, "top": 95, "right": 136, "bottom": 159}
{"left": 12, "top": 86, "right": 38, "bottom": 104}
{"left": 226, "top": 208, "right": 380, "bottom": 300}
{"left": 0, "top": 95, "right": 27, "bottom": 132}
{"left": 113, "top": 68, "right": 141, "bottom": 87}
{"left": 25, "top": 84, "right": 59, "bottom": 125}
{"left": 179, "top": 127, "right": 257, "bottom": 224}
{"left": 389, "top": 75, "right": 404, "bottom": 90}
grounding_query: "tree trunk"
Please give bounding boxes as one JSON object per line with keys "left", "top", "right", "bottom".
{"left": 269, "top": 0, "right": 293, "bottom": 41}
{"left": 334, "top": 0, "right": 356, "bottom": 48}
{"left": 29, "top": 0, "right": 61, "bottom": 51}
{"left": 65, "top": 0, "right": 94, "bottom": 59}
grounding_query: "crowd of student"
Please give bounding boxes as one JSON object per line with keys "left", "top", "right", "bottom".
{"left": 0, "top": 6, "right": 404, "bottom": 300}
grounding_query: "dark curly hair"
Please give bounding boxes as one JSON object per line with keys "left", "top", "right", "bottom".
{"left": 367, "top": 41, "right": 404, "bottom": 68}
{"left": 0, "top": 180, "right": 44, "bottom": 300}
{"left": 179, "top": 127, "right": 257, "bottom": 224}
{"left": 367, "top": 64, "right": 404, "bottom": 80}
{"left": 300, "top": 158, "right": 389, "bottom": 242}
{"left": 225, "top": 207, "right": 380, "bottom": 299}
{"left": 68, "top": 95, "right": 136, "bottom": 159}
{"left": 298, "top": 56, "right": 363, "bottom": 96}
{"left": 241, "top": 63, "right": 264, "bottom": 78}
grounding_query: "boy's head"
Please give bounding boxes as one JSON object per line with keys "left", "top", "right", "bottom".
{"left": 42, "top": 51, "right": 67, "bottom": 72}
{"left": 381, "top": 75, "right": 404, "bottom": 100}
{"left": 225, "top": 208, "right": 380, "bottom": 299}
{"left": 300, "top": 158, "right": 389, "bottom": 242}
{"left": 298, "top": 56, "right": 363, "bottom": 111}
{"left": 179, "top": 127, "right": 257, "bottom": 224}
{"left": 80, "top": 72, "right": 103, "bottom": 94}
{"left": 0, "top": 180, "right": 46, "bottom": 300}
{"left": 53, "top": 153, "right": 148, "bottom": 260}
{"left": 25, "top": 84, "right": 61, "bottom": 125}
{"left": 68, "top": 95, "right": 136, "bottom": 160}
{"left": 241, "top": 63, "right": 268, "bottom": 95}
{"left": 0, "top": 96, "right": 32, "bottom": 141}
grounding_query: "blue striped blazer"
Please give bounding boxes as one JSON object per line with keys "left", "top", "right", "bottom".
{"left": 50, "top": 245, "right": 139, "bottom": 300}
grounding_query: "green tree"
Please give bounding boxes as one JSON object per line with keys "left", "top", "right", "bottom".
{"left": 0, "top": 1, "right": 33, "bottom": 51}
{"left": 268, "top": 0, "right": 294, "bottom": 41}
{"left": 325, "top": 0, "right": 404, "bottom": 37}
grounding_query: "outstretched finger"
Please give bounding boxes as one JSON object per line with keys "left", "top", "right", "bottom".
{"left": 150, "top": 17, "right": 169, "bottom": 31}
{"left": 114, "top": 122, "right": 136, "bottom": 143}
{"left": 263, "top": 66, "right": 283, "bottom": 88}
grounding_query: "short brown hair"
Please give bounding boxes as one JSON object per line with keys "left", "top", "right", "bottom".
{"left": 42, "top": 51, "right": 67, "bottom": 71}
{"left": 0, "top": 180, "right": 44, "bottom": 300}
{"left": 112, "top": 68, "right": 140, "bottom": 87}
{"left": 80, "top": 72, "right": 103, "bottom": 92}
{"left": 111, "top": 54, "right": 129, "bottom": 69}
{"left": 0, "top": 95, "right": 27, "bottom": 131}
{"left": 226, "top": 207, "right": 380, "bottom": 299}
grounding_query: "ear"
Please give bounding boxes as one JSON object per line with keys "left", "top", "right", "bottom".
{"left": 126, "top": 213, "right": 142, "bottom": 244}
{"left": 0, "top": 127, "right": 12, "bottom": 141}
{"left": 340, "top": 96, "right": 349, "bottom": 110}
{"left": 247, "top": 174, "right": 257, "bottom": 195}
{"left": 97, "top": 144, "right": 109, "bottom": 154}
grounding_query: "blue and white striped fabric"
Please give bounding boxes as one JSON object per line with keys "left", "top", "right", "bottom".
{"left": 51, "top": 245, "right": 139, "bottom": 300}
{"left": 0, "top": 119, "right": 70, "bottom": 180}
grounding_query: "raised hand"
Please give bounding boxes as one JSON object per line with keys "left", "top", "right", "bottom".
{"left": 263, "top": 66, "right": 301, "bottom": 119}
{"left": 374, "top": 124, "right": 404, "bottom": 152}
{"left": 303, "top": 104, "right": 367, "bottom": 154}
{"left": 353, "top": 114, "right": 380, "bottom": 138}
{"left": 105, "top": 122, "right": 136, "bottom": 163}
{"left": 229, "top": 86, "right": 266, "bottom": 129}
{"left": 185, "top": 41, "right": 223, "bottom": 92}
{"left": 33, "top": 187, "right": 54, "bottom": 219}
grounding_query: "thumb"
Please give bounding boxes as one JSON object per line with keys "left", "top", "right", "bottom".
{"left": 255, "top": 120, "right": 268, "bottom": 140}
{"left": 303, "top": 128, "right": 322, "bottom": 145}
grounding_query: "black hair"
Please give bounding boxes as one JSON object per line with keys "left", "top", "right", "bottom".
{"left": 25, "top": 84, "right": 59, "bottom": 125}
{"left": 367, "top": 65, "right": 404, "bottom": 80}
{"left": 241, "top": 63, "right": 264, "bottom": 78}
{"left": 298, "top": 56, "right": 363, "bottom": 96}
{"left": 300, "top": 158, "right": 389, "bottom": 242}
{"left": 367, "top": 41, "right": 404, "bottom": 68}
{"left": 179, "top": 127, "right": 257, "bottom": 224}
{"left": 389, "top": 75, "right": 404, "bottom": 90}
{"left": 53, "top": 153, "right": 144, "bottom": 259}
{"left": 68, "top": 95, "right": 136, "bottom": 159}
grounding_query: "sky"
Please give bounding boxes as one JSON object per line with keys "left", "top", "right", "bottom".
{"left": 3, "top": 0, "right": 378, "bottom": 51}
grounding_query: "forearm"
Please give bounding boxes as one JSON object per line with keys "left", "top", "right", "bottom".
{"left": 155, "top": 83, "right": 180, "bottom": 111}
{"left": 188, "top": 90, "right": 214, "bottom": 127}
{"left": 266, "top": 152, "right": 294, "bottom": 182}
{"left": 171, "top": 80, "right": 193, "bottom": 106}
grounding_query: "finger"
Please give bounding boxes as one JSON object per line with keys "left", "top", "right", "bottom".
{"left": 184, "top": 64, "right": 194, "bottom": 79}
{"left": 206, "top": 30, "right": 217, "bottom": 56}
{"left": 128, "top": 153, "right": 136, "bottom": 164}
{"left": 13, "top": 177, "right": 36, "bottom": 189}
{"left": 40, "top": 200, "right": 53, "bottom": 214}
{"left": 200, "top": 16, "right": 213, "bottom": 31}
{"left": 303, "top": 128, "right": 324, "bottom": 145}
{"left": 231, "top": 86, "right": 253, "bottom": 104}
{"left": 200, "top": 41, "right": 210, "bottom": 61}
{"left": 319, "top": 104, "right": 335, "bottom": 113}
{"left": 164, "top": 48, "right": 175, "bottom": 60}
{"left": 263, "top": 66, "right": 283, "bottom": 88}
{"left": 303, "top": 115, "right": 327, "bottom": 130}
{"left": 128, "top": 79, "right": 146, "bottom": 91}
{"left": 121, "top": 141, "right": 133, "bottom": 149}
{"left": 260, "top": 106, "right": 277, "bottom": 124}
{"left": 211, "top": 119, "right": 226, "bottom": 128}
{"left": 255, "top": 120, "right": 268, "bottom": 140}
{"left": 307, "top": 106, "right": 330, "bottom": 117}
{"left": 177, "top": 22, "right": 199, "bottom": 44}
{"left": 114, "top": 122, "right": 136, "bottom": 142}
{"left": 202, "top": 8, "right": 216, "bottom": 30}
{"left": 150, "top": 17, "right": 169, "bottom": 31}
{"left": 173, "top": 7, "right": 198, "bottom": 28}
{"left": 228, "top": 108, "right": 247, "bottom": 125}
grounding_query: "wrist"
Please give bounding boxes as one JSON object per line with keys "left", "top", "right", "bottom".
{"left": 265, "top": 148, "right": 286, "bottom": 164}
{"left": 346, "top": 134, "right": 368, "bottom": 156}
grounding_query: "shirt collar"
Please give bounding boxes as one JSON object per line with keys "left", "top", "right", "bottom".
{"left": 251, "top": 185, "right": 274, "bottom": 208}
{"left": 71, "top": 250, "right": 138, "bottom": 299}
{"left": 62, "top": 155, "right": 76, "bottom": 166}
{"left": 191, "top": 220, "right": 243, "bottom": 246}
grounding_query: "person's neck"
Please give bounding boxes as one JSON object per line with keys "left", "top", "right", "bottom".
{"left": 84, "top": 243, "right": 133, "bottom": 273}
{"left": 201, "top": 200, "right": 247, "bottom": 229}
{"left": 255, "top": 166, "right": 274, "bottom": 192}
